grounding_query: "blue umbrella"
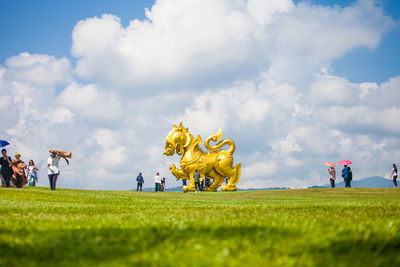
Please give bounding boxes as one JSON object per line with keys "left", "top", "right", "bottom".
{"left": 0, "top": 140, "right": 10, "bottom": 147}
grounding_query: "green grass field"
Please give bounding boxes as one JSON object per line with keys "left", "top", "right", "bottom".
{"left": 1, "top": 187, "right": 399, "bottom": 266}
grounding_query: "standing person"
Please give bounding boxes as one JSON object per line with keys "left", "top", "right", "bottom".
{"left": 47, "top": 152, "right": 69, "bottom": 190}
{"left": 0, "top": 149, "right": 13, "bottom": 187}
{"left": 328, "top": 166, "right": 336, "bottom": 188}
{"left": 27, "top": 160, "right": 39, "bottom": 186}
{"left": 200, "top": 177, "right": 204, "bottom": 191}
{"left": 161, "top": 177, "right": 166, "bottom": 192}
{"left": 154, "top": 172, "right": 161, "bottom": 192}
{"left": 347, "top": 166, "right": 352, "bottom": 188}
{"left": 194, "top": 170, "right": 201, "bottom": 194}
{"left": 182, "top": 178, "right": 187, "bottom": 193}
{"left": 11, "top": 153, "right": 27, "bottom": 188}
{"left": 136, "top": 172, "right": 144, "bottom": 191}
{"left": 342, "top": 165, "right": 350, "bottom": 188}
{"left": 205, "top": 177, "right": 210, "bottom": 190}
{"left": 390, "top": 164, "right": 398, "bottom": 188}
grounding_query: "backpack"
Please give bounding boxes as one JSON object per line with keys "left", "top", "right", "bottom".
{"left": 348, "top": 167, "right": 352, "bottom": 180}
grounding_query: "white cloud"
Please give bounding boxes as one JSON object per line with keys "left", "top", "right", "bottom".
{"left": 309, "top": 75, "right": 400, "bottom": 134}
{"left": 247, "top": 0, "right": 294, "bottom": 25}
{"left": 57, "top": 83, "right": 122, "bottom": 122}
{"left": 244, "top": 161, "right": 278, "bottom": 178}
{"left": 70, "top": 0, "right": 393, "bottom": 91}
{"left": 5, "top": 52, "right": 72, "bottom": 88}
{"left": 46, "top": 107, "right": 74, "bottom": 125}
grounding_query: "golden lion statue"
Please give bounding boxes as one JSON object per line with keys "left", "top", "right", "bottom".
{"left": 164, "top": 123, "right": 241, "bottom": 191}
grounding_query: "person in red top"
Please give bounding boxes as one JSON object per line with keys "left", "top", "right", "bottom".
{"left": 161, "top": 177, "right": 166, "bottom": 191}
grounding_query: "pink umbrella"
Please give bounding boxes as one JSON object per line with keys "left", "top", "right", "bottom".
{"left": 325, "top": 161, "right": 336, "bottom": 167}
{"left": 338, "top": 160, "right": 352, "bottom": 165}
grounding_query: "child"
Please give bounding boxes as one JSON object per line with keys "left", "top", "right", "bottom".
{"left": 27, "top": 160, "right": 39, "bottom": 186}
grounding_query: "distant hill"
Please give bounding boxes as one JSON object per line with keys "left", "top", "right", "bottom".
{"left": 309, "top": 176, "right": 395, "bottom": 188}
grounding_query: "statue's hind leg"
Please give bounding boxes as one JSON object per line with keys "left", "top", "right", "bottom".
{"left": 205, "top": 170, "right": 224, "bottom": 191}
{"left": 221, "top": 163, "right": 241, "bottom": 191}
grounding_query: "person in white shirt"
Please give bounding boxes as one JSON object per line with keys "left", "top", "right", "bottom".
{"left": 47, "top": 152, "right": 69, "bottom": 190}
{"left": 154, "top": 172, "right": 162, "bottom": 192}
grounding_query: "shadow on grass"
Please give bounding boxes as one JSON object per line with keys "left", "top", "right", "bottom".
{"left": 0, "top": 225, "right": 289, "bottom": 265}
{"left": 1, "top": 225, "right": 400, "bottom": 266}
{"left": 309, "top": 235, "right": 400, "bottom": 266}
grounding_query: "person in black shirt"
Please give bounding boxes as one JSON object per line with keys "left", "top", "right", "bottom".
{"left": 0, "top": 149, "right": 13, "bottom": 187}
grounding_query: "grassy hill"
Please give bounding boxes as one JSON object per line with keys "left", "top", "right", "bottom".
{"left": 1, "top": 187, "right": 400, "bottom": 266}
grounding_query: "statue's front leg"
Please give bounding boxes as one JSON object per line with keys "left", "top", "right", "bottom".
{"left": 182, "top": 171, "right": 196, "bottom": 192}
{"left": 169, "top": 164, "right": 190, "bottom": 182}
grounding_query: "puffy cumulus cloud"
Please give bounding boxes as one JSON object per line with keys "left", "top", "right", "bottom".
{"left": 45, "top": 107, "right": 74, "bottom": 125}
{"left": 57, "top": 83, "right": 122, "bottom": 123}
{"left": 247, "top": 0, "right": 294, "bottom": 26}
{"left": 70, "top": 0, "right": 393, "bottom": 91}
{"left": 276, "top": 0, "right": 392, "bottom": 60}
{"left": 5, "top": 52, "right": 72, "bottom": 88}
{"left": 243, "top": 160, "right": 277, "bottom": 179}
{"left": 177, "top": 74, "right": 300, "bottom": 137}
{"left": 0, "top": 53, "right": 74, "bottom": 137}
{"left": 309, "top": 74, "right": 400, "bottom": 134}
{"left": 72, "top": 3, "right": 258, "bottom": 89}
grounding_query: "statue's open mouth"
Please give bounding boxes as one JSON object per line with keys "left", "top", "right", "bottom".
{"left": 164, "top": 147, "right": 174, "bottom": 156}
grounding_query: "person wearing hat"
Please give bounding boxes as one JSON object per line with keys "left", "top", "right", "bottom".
{"left": 47, "top": 151, "right": 69, "bottom": 190}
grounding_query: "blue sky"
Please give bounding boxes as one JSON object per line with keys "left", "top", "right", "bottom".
{"left": 1, "top": 0, "right": 400, "bottom": 190}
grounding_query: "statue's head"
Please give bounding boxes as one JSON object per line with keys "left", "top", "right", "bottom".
{"left": 164, "top": 123, "right": 190, "bottom": 156}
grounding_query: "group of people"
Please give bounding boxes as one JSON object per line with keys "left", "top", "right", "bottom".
{"left": 0, "top": 149, "right": 38, "bottom": 188}
{"left": 0, "top": 148, "right": 70, "bottom": 190}
{"left": 135, "top": 172, "right": 166, "bottom": 192}
{"left": 136, "top": 170, "right": 216, "bottom": 192}
{"left": 328, "top": 163, "right": 399, "bottom": 188}
{"left": 328, "top": 165, "right": 353, "bottom": 188}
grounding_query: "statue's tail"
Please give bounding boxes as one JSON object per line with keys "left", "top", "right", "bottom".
{"left": 205, "top": 129, "right": 235, "bottom": 154}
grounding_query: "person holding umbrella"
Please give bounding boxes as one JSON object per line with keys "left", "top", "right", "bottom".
{"left": 0, "top": 148, "right": 13, "bottom": 187}
{"left": 339, "top": 160, "right": 352, "bottom": 188}
{"left": 325, "top": 162, "right": 336, "bottom": 188}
